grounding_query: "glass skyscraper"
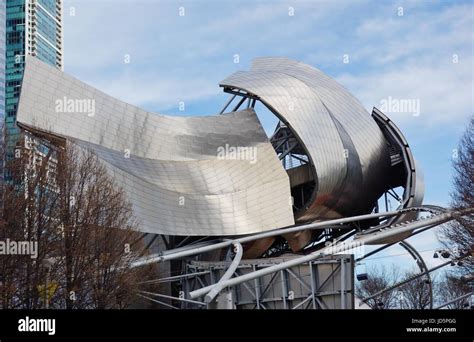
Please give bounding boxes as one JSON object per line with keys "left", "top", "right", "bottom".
{"left": 4, "top": 0, "right": 63, "bottom": 164}
{"left": 0, "top": 1, "right": 5, "bottom": 122}
{"left": 0, "top": 0, "right": 6, "bottom": 190}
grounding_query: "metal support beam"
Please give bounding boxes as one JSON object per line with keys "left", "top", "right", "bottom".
{"left": 219, "top": 94, "right": 237, "bottom": 114}
{"left": 254, "top": 265, "right": 261, "bottom": 309}
{"left": 309, "top": 262, "right": 317, "bottom": 309}
{"left": 246, "top": 98, "right": 252, "bottom": 109}
{"left": 232, "top": 96, "right": 247, "bottom": 112}
{"left": 138, "top": 271, "right": 210, "bottom": 284}
{"left": 272, "top": 135, "right": 290, "bottom": 152}
{"left": 137, "top": 293, "right": 179, "bottom": 309}
{"left": 133, "top": 208, "right": 425, "bottom": 268}
{"left": 361, "top": 254, "right": 470, "bottom": 304}
{"left": 222, "top": 87, "right": 259, "bottom": 100}
{"left": 289, "top": 153, "right": 309, "bottom": 164}
{"left": 341, "top": 258, "right": 346, "bottom": 309}
{"left": 279, "top": 142, "right": 299, "bottom": 160}
{"left": 356, "top": 223, "right": 439, "bottom": 261}
{"left": 180, "top": 211, "right": 457, "bottom": 295}
{"left": 281, "top": 270, "right": 288, "bottom": 309}
{"left": 139, "top": 290, "right": 207, "bottom": 307}
{"left": 435, "top": 292, "right": 473, "bottom": 309}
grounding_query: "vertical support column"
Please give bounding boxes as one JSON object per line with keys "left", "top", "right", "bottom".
{"left": 253, "top": 265, "right": 261, "bottom": 309}
{"left": 281, "top": 270, "right": 288, "bottom": 309}
{"left": 182, "top": 265, "right": 188, "bottom": 309}
{"left": 309, "top": 261, "right": 317, "bottom": 309}
{"left": 340, "top": 258, "right": 346, "bottom": 309}
{"left": 250, "top": 98, "right": 256, "bottom": 108}
{"left": 208, "top": 289, "right": 235, "bottom": 309}
{"left": 209, "top": 266, "right": 216, "bottom": 284}
{"left": 246, "top": 98, "right": 252, "bottom": 109}
{"left": 218, "top": 290, "right": 235, "bottom": 309}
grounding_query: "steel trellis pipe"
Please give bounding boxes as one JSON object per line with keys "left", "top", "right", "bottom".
{"left": 132, "top": 208, "right": 431, "bottom": 268}
{"left": 199, "top": 242, "right": 243, "bottom": 303}
{"left": 188, "top": 211, "right": 458, "bottom": 299}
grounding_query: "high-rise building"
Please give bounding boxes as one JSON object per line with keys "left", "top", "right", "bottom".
{"left": 0, "top": 1, "right": 5, "bottom": 122}
{"left": 4, "top": 0, "right": 63, "bottom": 164}
{"left": 0, "top": 0, "right": 6, "bottom": 191}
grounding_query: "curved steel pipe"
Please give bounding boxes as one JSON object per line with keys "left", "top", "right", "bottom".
{"left": 182, "top": 210, "right": 457, "bottom": 294}
{"left": 399, "top": 241, "right": 433, "bottom": 309}
{"left": 189, "top": 242, "right": 243, "bottom": 302}
{"left": 131, "top": 206, "right": 445, "bottom": 268}
{"left": 132, "top": 208, "right": 412, "bottom": 268}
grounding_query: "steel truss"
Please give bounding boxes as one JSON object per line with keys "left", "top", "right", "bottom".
{"left": 140, "top": 255, "right": 353, "bottom": 310}
{"left": 135, "top": 206, "right": 471, "bottom": 310}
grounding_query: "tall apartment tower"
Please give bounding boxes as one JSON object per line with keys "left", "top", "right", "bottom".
{"left": 0, "top": 1, "right": 5, "bottom": 122}
{"left": 4, "top": 0, "right": 63, "bottom": 163}
{"left": 0, "top": 0, "right": 6, "bottom": 191}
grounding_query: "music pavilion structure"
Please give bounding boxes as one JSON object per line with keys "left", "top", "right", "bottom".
{"left": 15, "top": 57, "right": 467, "bottom": 309}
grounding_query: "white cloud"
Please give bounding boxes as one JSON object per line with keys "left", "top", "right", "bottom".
{"left": 337, "top": 60, "right": 472, "bottom": 126}
{"left": 335, "top": 3, "right": 473, "bottom": 126}
{"left": 62, "top": 1, "right": 473, "bottom": 125}
{"left": 61, "top": 0, "right": 380, "bottom": 110}
{"left": 57, "top": 0, "right": 471, "bottom": 276}
{"left": 90, "top": 71, "right": 219, "bottom": 111}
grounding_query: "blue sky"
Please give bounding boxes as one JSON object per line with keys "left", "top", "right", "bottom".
{"left": 62, "top": 0, "right": 473, "bottom": 272}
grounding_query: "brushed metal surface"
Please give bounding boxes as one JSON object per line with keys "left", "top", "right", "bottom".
{"left": 16, "top": 57, "right": 295, "bottom": 236}
{"left": 16, "top": 56, "right": 423, "bottom": 249}
{"left": 220, "top": 57, "right": 393, "bottom": 222}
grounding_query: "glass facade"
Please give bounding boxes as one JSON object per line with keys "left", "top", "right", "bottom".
{"left": 33, "top": 0, "right": 63, "bottom": 67}
{"left": 4, "top": 0, "right": 63, "bottom": 167}
{"left": 0, "top": 0, "right": 5, "bottom": 189}
{"left": 0, "top": 1, "right": 5, "bottom": 123}
{"left": 5, "top": 0, "right": 25, "bottom": 159}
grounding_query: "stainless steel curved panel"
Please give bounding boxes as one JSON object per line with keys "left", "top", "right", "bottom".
{"left": 368, "top": 108, "right": 425, "bottom": 244}
{"left": 220, "top": 57, "right": 392, "bottom": 221}
{"left": 16, "top": 57, "right": 295, "bottom": 236}
{"left": 16, "top": 56, "right": 423, "bottom": 249}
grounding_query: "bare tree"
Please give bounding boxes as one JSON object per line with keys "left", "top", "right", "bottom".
{"left": 440, "top": 116, "right": 473, "bottom": 275}
{"left": 434, "top": 117, "right": 474, "bottom": 309}
{"left": 356, "top": 264, "right": 400, "bottom": 309}
{"left": 0, "top": 138, "right": 59, "bottom": 309}
{"left": 0, "top": 138, "right": 156, "bottom": 309}
{"left": 54, "top": 144, "right": 153, "bottom": 309}
{"left": 398, "top": 270, "right": 434, "bottom": 309}
{"left": 436, "top": 272, "right": 471, "bottom": 309}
